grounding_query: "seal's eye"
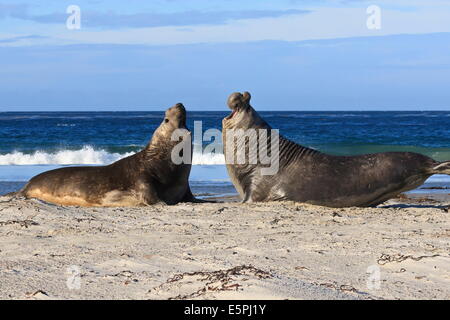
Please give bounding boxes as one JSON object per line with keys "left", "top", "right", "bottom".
{"left": 165, "top": 118, "right": 169, "bottom": 123}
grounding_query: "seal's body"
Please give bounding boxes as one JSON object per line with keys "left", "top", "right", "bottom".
{"left": 223, "top": 92, "right": 450, "bottom": 207}
{"left": 21, "top": 103, "right": 195, "bottom": 207}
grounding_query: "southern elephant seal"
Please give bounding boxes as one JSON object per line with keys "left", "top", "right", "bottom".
{"left": 222, "top": 92, "right": 450, "bottom": 207}
{"left": 21, "top": 103, "right": 196, "bottom": 207}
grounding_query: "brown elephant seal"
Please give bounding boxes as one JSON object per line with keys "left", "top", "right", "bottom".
{"left": 222, "top": 92, "right": 450, "bottom": 207}
{"left": 20, "top": 103, "right": 196, "bottom": 207}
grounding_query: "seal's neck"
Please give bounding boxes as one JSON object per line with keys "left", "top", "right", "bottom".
{"left": 224, "top": 106, "right": 271, "bottom": 130}
{"left": 143, "top": 126, "right": 192, "bottom": 166}
{"left": 144, "top": 133, "right": 174, "bottom": 160}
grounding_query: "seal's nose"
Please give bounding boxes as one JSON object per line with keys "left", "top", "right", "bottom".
{"left": 173, "top": 103, "right": 186, "bottom": 114}
{"left": 227, "top": 92, "right": 242, "bottom": 110}
{"left": 167, "top": 103, "right": 187, "bottom": 128}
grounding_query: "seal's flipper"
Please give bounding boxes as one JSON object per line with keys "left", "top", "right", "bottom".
{"left": 4, "top": 192, "right": 17, "bottom": 197}
{"left": 432, "top": 161, "right": 450, "bottom": 175}
{"left": 0, "top": 191, "right": 22, "bottom": 203}
{"left": 180, "top": 187, "right": 197, "bottom": 202}
{"left": 180, "top": 188, "right": 216, "bottom": 203}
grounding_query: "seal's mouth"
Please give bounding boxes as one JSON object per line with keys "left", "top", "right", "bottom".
{"left": 225, "top": 109, "right": 238, "bottom": 120}
{"left": 164, "top": 103, "right": 187, "bottom": 128}
{"left": 225, "top": 91, "right": 251, "bottom": 122}
{"left": 173, "top": 103, "right": 186, "bottom": 117}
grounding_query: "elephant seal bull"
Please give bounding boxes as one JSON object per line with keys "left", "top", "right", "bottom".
{"left": 222, "top": 92, "right": 450, "bottom": 207}
{"left": 21, "top": 103, "right": 196, "bottom": 207}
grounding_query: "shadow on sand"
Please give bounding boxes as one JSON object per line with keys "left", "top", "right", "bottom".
{"left": 380, "top": 203, "right": 449, "bottom": 210}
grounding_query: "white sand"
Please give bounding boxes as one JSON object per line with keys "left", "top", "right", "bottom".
{"left": 0, "top": 195, "right": 449, "bottom": 300}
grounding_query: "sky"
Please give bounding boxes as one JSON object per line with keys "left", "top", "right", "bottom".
{"left": 0, "top": 0, "right": 450, "bottom": 111}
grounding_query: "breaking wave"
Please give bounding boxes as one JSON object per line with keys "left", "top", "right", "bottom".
{"left": 0, "top": 146, "right": 226, "bottom": 166}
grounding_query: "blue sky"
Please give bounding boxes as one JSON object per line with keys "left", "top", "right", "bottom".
{"left": 1, "top": 0, "right": 450, "bottom": 110}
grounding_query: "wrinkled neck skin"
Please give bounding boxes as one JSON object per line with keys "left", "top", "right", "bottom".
{"left": 223, "top": 105, "right": 321, "bottom": 200}
{"left": 222, "top": 106, "right": 275, "bottom": 198}
{"left": 223, "top": 105, "right": 320, "bottom": 160}
{"left": 146, "top": 125, "right": 175, "bottom": 152}
{"left": 223, "top": 105, "right": 270, "bottom": 131}
{"left": 142, "top": 125, "right": 192, "bottom": 179}
{"left": 222, "top": 107, "right": 326, "bottom": 202}
{"left": 222, "top": 105, "right": 270, "bottom": 173}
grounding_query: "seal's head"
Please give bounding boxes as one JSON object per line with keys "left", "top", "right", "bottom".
{"left": 225, "top": 91, "right": 251, "bottom": 121}
{"left": 223, "top": 91, "right": 263, "bottom": 130}
{"left": 163, "top": 103, "right": 187, "bottom": 130}
{"left": 148, "top": 103, "right": 189, "bottom": 151}
{"left": 222, "top": 91, "right": 269, "bottom": 131}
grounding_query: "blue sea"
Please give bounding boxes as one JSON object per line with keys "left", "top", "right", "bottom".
{"left": 1, "top": 111, "right": 450, "bottom": 198}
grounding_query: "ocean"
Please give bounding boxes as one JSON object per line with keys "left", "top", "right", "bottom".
{"left": 1, "top": 111, "right": 450, "bottom": 198}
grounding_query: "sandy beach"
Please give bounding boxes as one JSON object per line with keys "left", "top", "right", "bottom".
{"left": 0, "top": 193, "right": 448, "bottom": 300}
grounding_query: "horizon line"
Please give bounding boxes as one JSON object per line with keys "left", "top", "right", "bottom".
{"left": 1, "top": 109, "right": 450, "bottom": 112}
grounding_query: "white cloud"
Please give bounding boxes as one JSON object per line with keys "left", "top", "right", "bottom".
{"left": 2, "top": 5, "right": 450, "bottom": 46}
{"left": 56, "top": 7, "right": 450, "bottom": 45}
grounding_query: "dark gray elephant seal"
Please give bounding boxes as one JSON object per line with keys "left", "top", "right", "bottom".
{"left": 21, "top": 103, "right": 196, "bottom": 207}
{"left": 222, "top": 92, "right": 450, "bottom": 207}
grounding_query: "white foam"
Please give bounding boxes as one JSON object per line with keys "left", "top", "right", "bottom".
{"left": 0, "top": 146, "right": 225, "bottom": 166}
{"left": 0, "top": 146, "right": 134, "bottom": 165}
{"left": 192, "top": 152, "right": 225, "bottom": 165}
